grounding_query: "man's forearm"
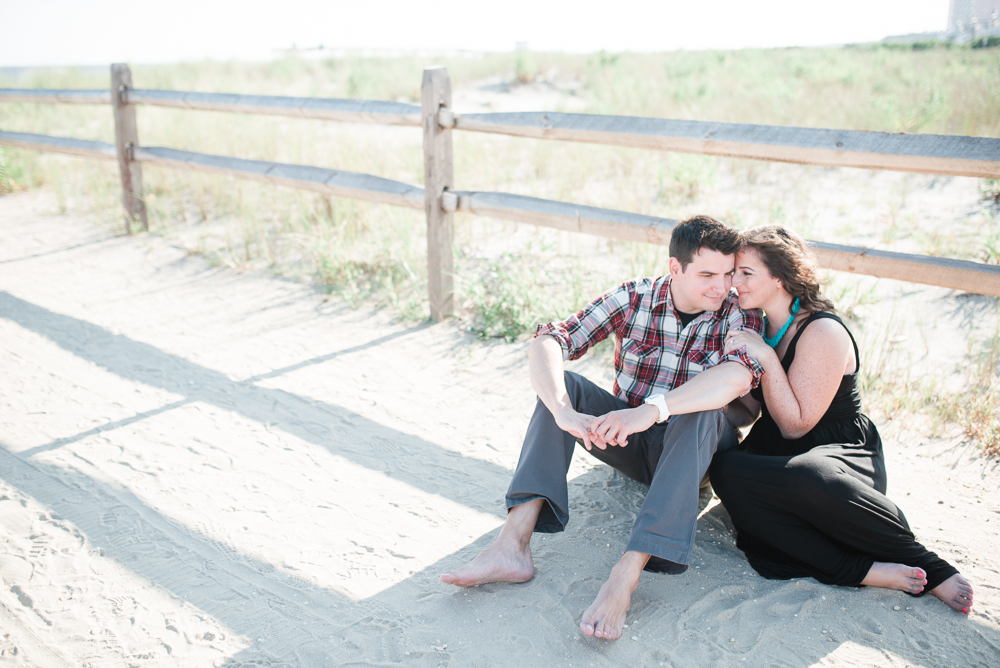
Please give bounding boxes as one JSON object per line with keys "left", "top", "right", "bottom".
{"left": 527, "top": 335, "right": 573, "bottom": 416}
{"left": 661, "top": 362, "right": 753, "bottom": 417}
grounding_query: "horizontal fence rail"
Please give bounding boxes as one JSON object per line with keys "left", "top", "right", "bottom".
{"left": 0, "top": 88, "right": 422, "bottom": 126}
{"left": 808, "top": 241, "right": 1000, "bottom": 294}
{"left": 0, "top": 131, "right": 432, "bottom": 211}
{"left": 133, "top": 146, "right": 429, "bottom": 210}
{"left": 454, "top": 191, "right": 676, "bottom": 246}
{"left": 0, "top": 89, "right": 112, "bottom": 104}
{"left": 4, "top": 65, "right": 1000, "bottom": 315}
{"left": 448, "top": 112, "right": 1000, "bottom": 179}
{"left": 7, "top": 88, "right": 999, "bottom": 177}
{"left": 452, "top": 190, "right": 1000, "bottom": 296}
{"left": 127, "top": 90, "right": 422, "bottom": 126}
{"left": 0, "top": 130, "right": 117, "bottom": 160}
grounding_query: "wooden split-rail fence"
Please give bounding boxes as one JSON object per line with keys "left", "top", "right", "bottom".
{"left": 2, "top": 64, "right": 1000, "bottom": 319}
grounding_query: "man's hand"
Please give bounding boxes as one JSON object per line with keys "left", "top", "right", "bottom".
{"left": 588, "top": 404, "right": 659, "bottom": 448}
{"left": 554, "top": 407, "right": 598, "bottom": 451}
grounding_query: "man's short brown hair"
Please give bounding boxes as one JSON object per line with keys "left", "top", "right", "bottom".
{"left": 669, "top": 215, "right": 742, "bottom": 270}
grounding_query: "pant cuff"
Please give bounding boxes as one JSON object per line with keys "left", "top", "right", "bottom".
{"left": 507, "top": 494, "right": 566, "bottom": 533}
{"left": 627, "top": 537, "right": 691, "bottom": 575}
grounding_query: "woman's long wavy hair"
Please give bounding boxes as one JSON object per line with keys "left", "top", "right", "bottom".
{"left": 742, "top": 225, "right": 836, "bottom": 315}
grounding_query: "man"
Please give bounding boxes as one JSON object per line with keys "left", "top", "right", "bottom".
{"left": 440, "top": 216, "right": 765, "bottom": 640}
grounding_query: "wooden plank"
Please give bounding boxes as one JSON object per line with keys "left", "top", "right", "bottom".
{"left": 0, "top": 89, "right": 112, "bottom": 104}
{"left": 453, "top": 189, "right": 1000, "bottom": 297}
{"left": 126, "top": 89, "right": 422, "bottom": 126}
{"left": 455, "top": 112, "right": 1000, "bottom": 179}
{"left": 131, "top": 146, "right": 425, "bottom": 210}
{"left": 455, "top": 190, "right": 676, "bottom": 245}
{"left": 809, "top": 241, "right": 1000, "bottom": 296}
{"left": 111, "top": 64, "right": 147, "bottom": 233}
{"left": 7, "top": 86, "right": 995, "bottom": 178}
{"left": 0, "top": 131, "right": 117, "bottom": 159}
{"left": 422, "top": 67, "right": 455, "bottom": 321}
{"left": 0, "top": 132, "right": 425, "bottom": 210}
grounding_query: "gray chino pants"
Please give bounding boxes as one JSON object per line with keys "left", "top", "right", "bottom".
{"left": 506, "top": 371, "right": 738, "bottom": 574}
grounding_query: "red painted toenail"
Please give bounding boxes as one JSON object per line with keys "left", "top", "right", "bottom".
{"left": 963, "top": 608, "right": 968, "bottom": 613}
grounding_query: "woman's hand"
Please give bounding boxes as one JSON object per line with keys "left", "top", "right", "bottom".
{"left": 588, "top": 404, "right": 659, "bottom": 448}
{"left": 724, "top": 328, "right": 773, "bottom": 363}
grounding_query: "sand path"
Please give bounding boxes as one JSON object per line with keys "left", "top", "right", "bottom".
{"left": 1, "top": 191, "right": 998, "bottom": 667}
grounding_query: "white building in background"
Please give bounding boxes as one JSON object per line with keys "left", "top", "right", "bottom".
{"left": 948, "top": 0, "right": 1000, "bottom": 42}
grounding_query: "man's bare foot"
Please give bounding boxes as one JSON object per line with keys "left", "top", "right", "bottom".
{"left": 439, "top": 542, "right": 534, "bottom": 587}
{"left": 580, "top": 551, "right": 650, "bottom": 640}
{"left": 440, "top": 498, "right": 542, "bottom": 588}
{"left": 861, "top": 562, "right": 926, "bottom": 595}
{"left": 931, "top": 573, "right": 974, "bottom": 614}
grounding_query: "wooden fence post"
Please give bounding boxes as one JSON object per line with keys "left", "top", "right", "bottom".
{"left": 111, "top": 63, "right": 147, "bottom": 233}
{"left": 421, "top": 67, "right": 454, "bottom": 321}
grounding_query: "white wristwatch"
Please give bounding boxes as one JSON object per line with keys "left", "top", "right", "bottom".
{"left": 643, "top": 393, "right": 671, "bottom": 423}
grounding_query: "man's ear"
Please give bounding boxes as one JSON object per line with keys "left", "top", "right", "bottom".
{"left": 668, "top": 257, "right": 682, "bottom": 277}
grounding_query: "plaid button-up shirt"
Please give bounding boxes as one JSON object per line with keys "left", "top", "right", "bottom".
{"left": 536, "top": 276, "right": 765, "bottom": 408}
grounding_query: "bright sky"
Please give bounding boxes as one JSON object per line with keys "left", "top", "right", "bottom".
{"left": 3, "top": 0, "right": 951, "bottom": 66}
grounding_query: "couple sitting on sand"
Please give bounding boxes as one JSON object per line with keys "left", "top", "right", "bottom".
{"left": 440, "top": 216, "right": 974, "bottom": 640}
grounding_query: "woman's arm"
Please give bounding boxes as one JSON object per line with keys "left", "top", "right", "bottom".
{"left": 725, "top": 318, "right": 854, "bottom": 439}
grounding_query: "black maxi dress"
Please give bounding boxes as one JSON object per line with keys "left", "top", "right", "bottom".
{"left": 710, "top": 312, "right": 958, "bottom": 593}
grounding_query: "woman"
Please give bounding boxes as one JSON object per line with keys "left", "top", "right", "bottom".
{"left": 711, "top": 224, "right": 973, "bottom": 613}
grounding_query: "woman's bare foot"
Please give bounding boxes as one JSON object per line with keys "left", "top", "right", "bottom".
{"left": 931, "top": 573, "right": 974, "bottom": 614}
{"left": 440, "top": 498, "right": 542, "bottom": 587}
{"left": 579, "top": 551, "right": 650, "bottom": 640}
{"left": 861, "top": 562, "right": 926, "bottom": 594}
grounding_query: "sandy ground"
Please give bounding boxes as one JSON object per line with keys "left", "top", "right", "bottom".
{"left": 0, "top": 189, "right": 999, "bottom": 668}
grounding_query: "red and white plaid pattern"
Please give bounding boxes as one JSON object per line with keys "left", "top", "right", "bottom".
{"left": 536, "top": 276, "right": 765, "bottom": 408}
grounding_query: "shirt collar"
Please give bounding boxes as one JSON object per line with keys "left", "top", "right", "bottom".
{"left": 652, "top": 275, "right": 673, "bottom": 309}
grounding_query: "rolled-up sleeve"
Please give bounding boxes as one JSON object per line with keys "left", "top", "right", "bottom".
{"left": 720, "top": 306, "right": 766, "bottom": 388}
{"left": 535, "top": 282, "right": 635, "bottom": 360}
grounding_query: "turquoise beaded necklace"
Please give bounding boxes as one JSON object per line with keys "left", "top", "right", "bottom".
{"left": 762, "top": 297, "right": 801, "bottom": 348}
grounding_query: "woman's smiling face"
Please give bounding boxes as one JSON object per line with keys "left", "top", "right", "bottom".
{"left": 732, "top": 248, "right": 783, "bottom": 310}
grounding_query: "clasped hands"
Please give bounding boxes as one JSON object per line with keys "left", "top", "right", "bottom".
{"left": 554, "top": 403, "right": 660, "bottom": 451}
